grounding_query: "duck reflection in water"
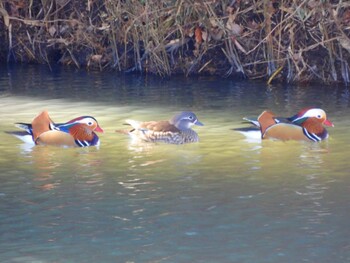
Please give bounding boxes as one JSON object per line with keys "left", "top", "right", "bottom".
{"left": 19, "top": 145, "right": 104, "bottom": 191}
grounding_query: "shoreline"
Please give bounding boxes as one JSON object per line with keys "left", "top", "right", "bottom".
{"left": 0, "top": 0, "right": 349, "bottom": 85}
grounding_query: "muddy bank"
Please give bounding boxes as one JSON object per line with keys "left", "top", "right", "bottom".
{"left": 0, "top": 0, "right": 349, "bottom": 84}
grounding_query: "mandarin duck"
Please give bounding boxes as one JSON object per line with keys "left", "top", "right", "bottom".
{"left": 9, "top": 111, "right": 103, "bottom": 147}
{"left": 235, "top": 108, "right": 334, "bottom": 142}
{"left": 117, "top": 111, "right": 203, "bottom": 144}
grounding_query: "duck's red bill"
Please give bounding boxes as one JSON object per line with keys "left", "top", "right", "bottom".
{"left": 95, "top": 125, "right": 104, "bottom": 133}
{"left": 324, "top": 119, "right": 334, "bottom": 127}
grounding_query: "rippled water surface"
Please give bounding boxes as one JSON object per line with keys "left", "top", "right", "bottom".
{"left": 1, "top": 65, "right": 350, "bottom": 263}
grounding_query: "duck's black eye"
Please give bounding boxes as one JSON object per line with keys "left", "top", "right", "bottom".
{"left": 88, "top": 121, "right": 93, "bottom": 126}
{"left": 317, "top": 115, "right": 321, "bottom": 118}
{"left": 188, "top": 115, "right": 194, "bottom": 120}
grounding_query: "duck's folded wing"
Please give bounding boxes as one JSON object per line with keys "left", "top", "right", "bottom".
{"left": 36, "top": 130, "right": 76, "bottom": 146}
{"left": 263, "top": 123, "right": 306, "bottom": 141}
{"left": 144, "top": 121, "right": 179, "bottom": 132}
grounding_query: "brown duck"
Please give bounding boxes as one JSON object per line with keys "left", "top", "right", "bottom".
{"left": 118, "top": 111, "right": 203, "bottom": 144}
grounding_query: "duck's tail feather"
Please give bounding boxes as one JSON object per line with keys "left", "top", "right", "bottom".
{"left": 124, "top": 119, "right": 141, "bottom": 129}
{"left": 242, "top": 117, "right": 260, "bottom": 127}
{"left": 233, "top": 127, "right": 260, "bottom": 132}
{"left": 5, "top": 131, "right": 35, "bottom": 144}
{"left": 115, "top": 129, "right": 134, "bottom": 134}
{"left": 15, "top": 123, "right": 32, "bottom": 133}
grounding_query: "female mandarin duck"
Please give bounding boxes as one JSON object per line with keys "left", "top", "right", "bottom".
{"left": 236, "top": 108, "right": 334, "bottom": 142}
{"left": 118, "top": 111, "right": 204, "bottom": 144}
{"left": 11, "top": 111, "right": 103, "bottom": 147}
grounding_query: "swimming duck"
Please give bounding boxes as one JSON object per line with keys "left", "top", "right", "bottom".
{"left": 118, "top": 111, "right": 204, "bottom": 144}
{"left": 10, "top": 111, "right": 104, "bottom": 147}
{"left": 235, "top": 108, "right": 334, "bottom": 142}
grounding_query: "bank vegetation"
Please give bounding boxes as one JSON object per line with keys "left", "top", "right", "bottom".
{"left": 0, "top": 0, "right": 349, "bottom": 84}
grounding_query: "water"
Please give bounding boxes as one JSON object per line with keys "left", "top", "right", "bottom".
{"left": 0, "top": 65, "right": 350, "bottom": 263}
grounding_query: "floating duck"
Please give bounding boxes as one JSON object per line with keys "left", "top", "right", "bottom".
{"left": 9, "top": 111, "right": 103, "bottom": 147}
{"left": 117, "top": 111, "right": 203, "bottom": 144}
{"left": 235, "top": 108, "right": 334, "bottom": 142}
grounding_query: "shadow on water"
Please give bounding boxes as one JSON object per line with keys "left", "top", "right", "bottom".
{"left": 2, "top": 64, "right": 350, "bottom": 111}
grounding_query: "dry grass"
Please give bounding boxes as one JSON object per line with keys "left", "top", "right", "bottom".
{"left": 0, "top": 0, "right": 349, "bottom": 84}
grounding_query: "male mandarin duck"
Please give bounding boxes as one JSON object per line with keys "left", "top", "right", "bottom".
{"left": 10, "top": 111, "right": 103, "bottom": 147}
{"left": 117, "top": 111, "right": 204, "bottom": 144}
{"left": 235, "top": 108, "right": 334, "bottom": 142}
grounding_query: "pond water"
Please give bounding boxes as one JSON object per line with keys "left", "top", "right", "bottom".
{"left": 0, "top": 65, "right": 350, "bottom": 263}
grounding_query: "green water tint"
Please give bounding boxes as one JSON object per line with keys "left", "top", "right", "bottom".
{"left": 0, "top": 65, "right": 349, "bottom": 262}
